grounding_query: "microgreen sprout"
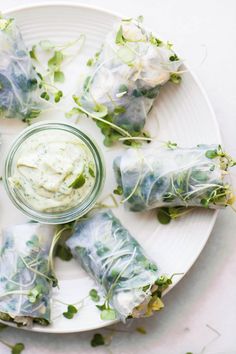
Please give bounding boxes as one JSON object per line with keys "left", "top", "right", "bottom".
{"left": 170, "top": 73, "right": 182, "bottom": 84}
{"left": 48, "top": 224, "right": 75, "bottom": 284}
{"left": 55, "top": 244, "right": 73, "bottom": 261}
{"left": 63, "top": 305, "right": 78, "bottom": 319}
{"left": 89, "top": 289, "right": 100, "bottom": 302}
{"left": 113, "top": 186, "right": 123, "bottom": 196}
{"left": 0, "top": 17, "right": 13, "bottom": 31}
{"left": 90, "top": 333, "right": 105, "bottom": 347}
{"left": 96, "top": 302, "right": 117, "bottom": 321}
{"left": 69, "top": 95, "right": 133, "bottom": 141}
{"left": 69, "top": 173, "right": 86, "bottom": 189}
{"left": 0, "top": 334, "right": 25, "bottom": 354}
{"left": 166, "top": 141, "right": 178, "bottom": 149}
{"left": 12, "top": 343, "right": 25, "bottom": 354}
{"left": 29, "top": 35, "right": 85, "bottom": 103}
{"left": 157, "top": 207, "right": 193, "bottom": 224}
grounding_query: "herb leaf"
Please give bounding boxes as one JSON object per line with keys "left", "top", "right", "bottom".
{"left": 94, "top": 104, "right": 108, "bottom": 118}
{"left": 157, "top": 208, "right": 171, "bottom": 224}
{"left": 100, "top": 309, "right": 116, "bottom": 321}
{"left": 12, "top": 343, "right": 25, "bottom": 354}
{"left": 89, "top": 289, "right": 100, "bottom": 302}
{"left": 48, "top": 51, "right": 64, "bottom": 69}
{"left": 205, "top": 149, "right": 218, "bottom": 159}
{"left": 91, "top": 333, "right": 105, "bottom": 347}
{"left": 89, "top": 167, "right": 95, "bottom": 178}
{"left": 69, "top": 174, "right": 86, "bottom": 189}
{"left": 54, "top": 71, "right": 65, "bottom": 83}
{"left": 55, "top": 244, "right": 73, "bottom": 261}
{"left": 29, "top": 45, "right": 37, "bottom": 61}
{"left": 170, "top": 73, "right": 181, "bottom": 84}
{"left": 113, "top": 186, "right": 123, "bottom": 195}
{"left": 63, "top": 305, "right": 78, "bottom": 319}
{"left": 115, "top": 26, "right": 126, "bottom": 45}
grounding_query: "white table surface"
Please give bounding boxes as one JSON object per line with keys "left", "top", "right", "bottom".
{"left": 0, "top": 0, "right": 236, "bottom": 353}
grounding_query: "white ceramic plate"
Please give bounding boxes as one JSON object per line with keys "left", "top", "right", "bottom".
{"left": 0, "top": 3, "right": 220, "bottom": 333}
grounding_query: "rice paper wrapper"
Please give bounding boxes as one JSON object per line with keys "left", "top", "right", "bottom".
{"left": 0, "top": 223, "right": 55, "bottom": 326}
{"left": 0, "top": 16, "right": 44, "bottom": 121}
{"left": 67, "top": 210, "right": 162, "bottom": 321}
{"left": 80, "top": 18, "right": 182, "bottom": 135}
{"left": 113, "top": 144, "right": 232, "bottom": 211}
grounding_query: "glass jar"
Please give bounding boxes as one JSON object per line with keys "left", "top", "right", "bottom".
{"left": 4, "top": 122, "right": 105, "bottom": 224}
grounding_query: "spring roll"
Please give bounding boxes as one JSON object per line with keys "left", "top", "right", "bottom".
{"left": 66, "top": 210, "right": 171, "bottom": 321}
{"left": 73, "top": 17, "right": 182, "bottom": 145}
{"left": 0, "top": 15, "right": 42, "bottom": 121}
{"left": 0, "top": 223, "right": 55, "bottom": 327}
{"left": 113, "top": 144, "right": 235, "bottom": 212}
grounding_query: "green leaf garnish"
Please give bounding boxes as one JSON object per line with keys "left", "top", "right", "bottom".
{"left": 157, "top": 208, "right": 171, "bottom": 224}
{"left": 94, "top": 104, "right": 108, "bottom": 118}
{"left": 114, "top": 106, "right": 126, "bottom": 114}
{"left": 150, "top": 35, "right": 162, "bottom": 47}
{"left": 28, "top": 285, "right": 43, "bottom": 303}
{"left": 48, "top": 50, "right": 64, "bottom": 69}
{"left": 40, "top": 91, "right": 50, "bottom": 101}
{"left": 115, "top": 26, "right": 126, "bottom": 45}
{"left": 169, "top": 54, "right": 179, "bottom": 61}
{"left": 96, "top": 303, "right": 106, "bottom": 311}
{"left": 69, "top": 173, "right": 86, "bottom": 189}
{"left": 205, "top": 149, "right": 218, "bottom": 159}
{"left": 113, "top": 186, "right": 123, "bottom": 195}
{"left": 11, "top": 343, "right": 25, "bottom": 354}
{"left": 90, "top": 333, "right": 105, "bottom": 347}
{"left": 170, "top": 73, "right": 181, "bottom": 84}
{"left": 166, "top": 141, "right": 177, "bottom": 149}
{"left": 89, "top": 167, "right": 95, "bottom": 178}
{"left": 55, "top": 244, "right": 73, "bottom": 261}
{"left": 54, "top": 90, "right": 63, "bottom": 103}
{"left": 100, "top": 309, "right": 116, "bottom": 321}
{"left": 0, "top": 18, "right": 13, "bottom": 31}
{"left": 29, "top": 45, "right": 38, "bottom": 61}
{"left": 63, "top": 305, "right": 78, "bottom": 319}
{"left": 89, "top": 289, "right": 100, "bottom": 302}
{"left": 86, "top": 58, "right": 94, "bottom": 66}
{"left": 54, "top": 71, "right": 65, "bottom": 83}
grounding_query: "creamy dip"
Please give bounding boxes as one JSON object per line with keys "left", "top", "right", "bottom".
{"left": 9, "top": 130, "right": 96, "bottom": 213}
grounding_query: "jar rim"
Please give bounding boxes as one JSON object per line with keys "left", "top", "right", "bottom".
{"left": 3, "top": 121, "right": 105, "bottom": 224}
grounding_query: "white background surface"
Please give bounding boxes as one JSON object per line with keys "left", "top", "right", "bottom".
{"left": 0, "top": 0, "right": 236, "bottom": 353}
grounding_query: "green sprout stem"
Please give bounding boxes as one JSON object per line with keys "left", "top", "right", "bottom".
{"left": 48, "top": 225, "right": 73, "bottom": 274}
{"left": 72, "top": 104, "right": 132, "bottom": 138}
{"left": 119, "top": 136, "right": 153, "bottom": 142}
{"left": 19, "top": 256, "right": 53, "bottom": 283}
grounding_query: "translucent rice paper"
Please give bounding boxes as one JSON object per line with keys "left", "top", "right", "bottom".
{"left": 0, "top": 16, "right": 43, "bottom": 121}
{"left": 0, "top": 223, "right": 55, "bottom": 327}
{"left": 67, "top": 210, "right": 163, "bottom": 321}
{"left": 80, "top": 18, "right": 182, "bottom": 136}
{"left": 113, "top": 144, "right": 233, "bottom": 211}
